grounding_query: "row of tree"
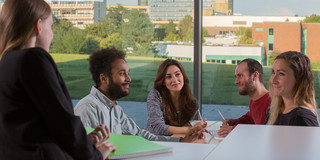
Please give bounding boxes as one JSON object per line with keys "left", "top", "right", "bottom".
{"left": 50, "top": 5, "right": 209, "bottom": 55}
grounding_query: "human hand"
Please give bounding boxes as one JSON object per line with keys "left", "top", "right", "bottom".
{"left": 217, "top": 125, "right": 233, "bottom": 137}
{"left": 180, "top": 126, "right": 206, "bottom": 142}
{"left": 88, "top": 124, "right": 116, "bottom": 159}
{"left": 194, "top": 118, "right": 207, "bottom": 128}
{"left": 96, "top": 140, "right": 116, "bottom": 159}
{"left": 222, "top": 119, "right": 234, "bottom": 126}
{"left": 88, "top": 124, "right": 110, "bottom": 144}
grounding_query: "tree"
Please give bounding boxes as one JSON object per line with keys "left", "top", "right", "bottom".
{"left": 121, "top": 9, "right": 155, "bottom": 56}
{"left": 85, "top": 22, "right": 108, "bottom": 38}
{"left": 50, "top": 25, "right": 68, "bottom": 53}
{"left": 203, "top": 28, "right": 209, "bottom": 37}
{"left": 302, "top": 15, "right": 320, "bottom": 23}
{"left": 154, "top": 21, "right": 178, "bottom": 41}
{"left": 100, "top": 33, "right": 122, "bottom": 49}
{"left": 161, "top": 21, "right": 177, "bottom": 35}
{"left": 163, "top": 32, "right": 179, "bottom": 41}
{"left": 178, "top": 15, "right": 194, "bottom": 41}
{"left": 176, "top": 15, "right": 208, "bottom": 42}
{"left": 63, "top": 28, "right": 87, "bottom": 54}
{"left": 59, "top": 18, "right": 73, "bottom": 29}
{"left": 184, "top": 28, "right": 194, "bottom": 42}
{"left": 103, "top": 5, "right": 128, "bottom": 36}
{"left": 50, "top": 18, "right": 89, "bottom": 54}
{"left": 268, "top": 51, "right": 280, "bottom": 66}
{"left": 80, "top": 35, "right": 100, "bottom": 54}
{"left": 236, "top": 27, "right": 252, "bottom": 44}
{"left": 154, "top": 28, "right": 166, "bottom": 41}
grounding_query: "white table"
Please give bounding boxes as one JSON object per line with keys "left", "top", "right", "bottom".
{"left": 204, "top": 124, "right": 320, "bottom": 160}
{"left": 127, "top": 141, "right": 218, "bottom": 160}
{"left": 126, "top": 121, "right": 223, "bottom": 160}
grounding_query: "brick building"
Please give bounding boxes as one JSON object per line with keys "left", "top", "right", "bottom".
{"left": 203, "top": 16, "right": 304, "bottom": 38}
{"left": 252, "top": 22, "right": 320, "bottom": 62}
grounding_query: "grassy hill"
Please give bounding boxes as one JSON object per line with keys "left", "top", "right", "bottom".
{"left": 51, "top": 53, "right": 320, "bottom": 106}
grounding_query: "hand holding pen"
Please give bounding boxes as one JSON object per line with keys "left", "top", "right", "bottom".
{"left": 217, "top": 110, "right": 234, "bottom": 137}
{"left": 218, "top": 109, "right": 231, "bottom": 126}
{"left": 195, "top": 109, "right": 207, "bottom": 128}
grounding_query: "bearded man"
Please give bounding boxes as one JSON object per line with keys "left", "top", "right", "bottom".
{"left": 218, "top": 59, "right": 271, "bottom": 137}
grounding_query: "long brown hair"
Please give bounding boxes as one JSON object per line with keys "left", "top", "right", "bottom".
{"left": 267, "top": 51, "right": 319, "bottom": 125}
{"left": 0, "top": 0, "right": 51, "bottom": 60}
{"left": 154, "top": 59, "right": 197, "bottom": 126}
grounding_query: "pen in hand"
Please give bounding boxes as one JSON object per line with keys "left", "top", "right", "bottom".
{"left": 197, "top": 109, "right": 203, "bottom": 121}
{"left": 218, "top": 109, "right": 229, "bottom": 126}
{"left": 195, "top": 109, "right": 207, "bottom": 128}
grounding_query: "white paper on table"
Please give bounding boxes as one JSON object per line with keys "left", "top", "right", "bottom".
{"left": 209, "top": 130, "right": 225, "bottom": 140}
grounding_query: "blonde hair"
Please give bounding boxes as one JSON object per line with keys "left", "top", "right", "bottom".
{"left": 0, "top": 0, "right": 51, "bottom": 60}
{"left": 267, "top": 51, "right": 319, "bottom": 125}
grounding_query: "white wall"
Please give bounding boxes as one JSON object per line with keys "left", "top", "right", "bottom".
{"left": 165, "top": 45, "right": 262, "bottom": 62}
{"left": 203, "top": 16, "right": 305, "bottom": 27}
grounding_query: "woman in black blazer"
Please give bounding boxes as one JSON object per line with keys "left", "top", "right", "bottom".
{"left": 0, "top": 0, "right": 115, "bottom": 159}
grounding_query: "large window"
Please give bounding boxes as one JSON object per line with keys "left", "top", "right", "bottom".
{"left": 47, "top": 0, "right": 320, "bottom": 128}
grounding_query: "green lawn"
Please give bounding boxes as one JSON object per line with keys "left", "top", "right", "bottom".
{"left": 51, "top": 53, "right": 320, "bottom": 106}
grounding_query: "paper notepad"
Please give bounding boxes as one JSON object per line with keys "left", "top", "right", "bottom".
{"left": 85, "top": 126, "right": 172, "bottom": 159}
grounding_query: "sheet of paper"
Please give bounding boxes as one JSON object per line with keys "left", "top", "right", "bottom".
{"left": 209, "top": 130, "right": 225, "bottom": 140}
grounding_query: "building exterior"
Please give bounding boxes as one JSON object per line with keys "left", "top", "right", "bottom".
{"left": 45, "top": 0, "right": 106, "bottom": 29}
{"left": 107, "top": 5, "right": 149, "bottom": 14}
{"left": 203, "top": 16, "right": 305, "bottom": 37}
{"left": 252, "top": 22, "right": 320, "bottom": 62}
{"left": 212, "top": 0, "right": 233, "bottom": 15}
{"left": 149, "top": 0, "right": 216, "bottom": 21}
{"left": 156, "top": 44, "right": 264, "bottom": 64}
{"left": 138, "top": 0, "right": 148, "bottom": 5}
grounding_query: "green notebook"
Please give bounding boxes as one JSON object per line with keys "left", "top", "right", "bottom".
{"left": 85, "top": 126, "right": 172, "bottom": 159}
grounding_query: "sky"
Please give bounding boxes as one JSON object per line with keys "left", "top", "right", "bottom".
{"left": 107, "top": 0, "right": 320, "bottom": 17}
{"left": 108, "top": 0, "right": 137, "bottom": 5}
{"left": 234, "top": 0, "right": 320, "bottom": 17}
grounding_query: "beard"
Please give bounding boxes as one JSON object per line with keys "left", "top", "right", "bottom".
{"left": 239, "top": 77, "right": 256, "bottom": 95}
{"left": 107, "top": 78, "right": 129, "bottom": 100}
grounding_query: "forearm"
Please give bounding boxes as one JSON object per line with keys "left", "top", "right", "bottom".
{"left": 168, "top": 126, "right": 189, "bottom": 135}
{"left": 233, "top": 112, "right": 254, "bottom": 124}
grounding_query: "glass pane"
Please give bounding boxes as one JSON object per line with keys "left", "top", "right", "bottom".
{"left": 202, "top": 0, "right": 320, "bottom": 123}
{"left": 46, "top": 0, "right": 195, "bottom": 129}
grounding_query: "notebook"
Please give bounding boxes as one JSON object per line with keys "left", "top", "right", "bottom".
{"left": 85, "top": 126, "right": 172, "bottom": 159}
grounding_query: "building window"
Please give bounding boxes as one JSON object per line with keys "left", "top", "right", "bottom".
{"left": 232, "top": 60, "right": 236, "bottom": 64}
{"left": 269, "top": 28, "right": 274, "bottom": 35}
{"left": 269, "top": 43, "right": 274, "bottom": 51}
{"left": 301, "top": 29, "right": 307, "bottom": 55}
{"left": 222, "top": 60, "right": 226, "bottom": 64}
{"left": 255, "top": 28, "right": 264, "bottom": 31}
{"left": 255, "top": 41, "right": 263, "bottom": 46}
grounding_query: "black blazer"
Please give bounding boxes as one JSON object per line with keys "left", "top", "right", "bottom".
{"left": 0, "top": 48, "right": 102, "bottom": 160}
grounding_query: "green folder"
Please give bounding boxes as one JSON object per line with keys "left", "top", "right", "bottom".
{"left": 85, "top": 126, "right": 172, "bottom": 159}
